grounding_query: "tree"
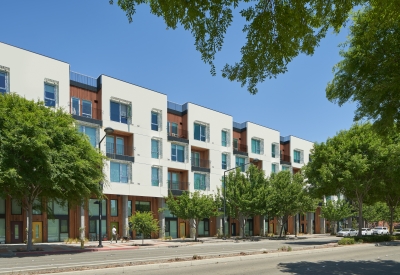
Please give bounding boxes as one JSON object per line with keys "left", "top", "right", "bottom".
{"left": 320, "top": 199, "right": 353, "bottom": 234}
{"left": 164, "top": 191, "right": 220, "bottom": 241}
{"left": 0, "top": 94, "right": 105, "bottom": 250}
{"left": 224, "top": 165, "right": 268, "bottom": 238}
{"left": 130, "top": 211, "right": 159, "bottom": 245}
{"left": 110, "top": 0, "right": 398, "bottom": 94}
{"left": 267, "top": 170, "right": 317, "bottom": 237}
{"left": 362, "top": 202, "right": 388, "bottom": 228}
{"left": 304, "top": 123, "right": 383, "bottom": 237}
{"left": 326, "top": 3, "right": 400, "bottom": 135}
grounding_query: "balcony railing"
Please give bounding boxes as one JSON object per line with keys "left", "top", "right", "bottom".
{"left": 233, "top": 143, "right": 248, "bottom": 153}
{"left": 167, "top": 128, "right": 188, "bottom": 140}
{"left": 71, "top": 104, "right": 102, "bottom": 121}
{"left": 106, "top": 142, "right": 134, "bottom": 162}
{"left": 167, "top": 101, "right": 188, "bottom": 112}
{"left": 70, "top": 71, "right": 98, "bottom": 88}
{"left": 191, "top": 158, "right": 210, "bottom": 169}
{"left": 168, "top": 181, "right": 188, "bottom": 191}
{"left": 280, "top": 154, "right": 291, "bottom": 163}
{"left": 233, "top": 121, "right": 247, "bottom": 130}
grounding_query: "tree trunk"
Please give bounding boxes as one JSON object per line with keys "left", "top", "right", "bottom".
{"left": 194, "top": 219, "right": 198, "bottom": 242}
{"left": 242, "top": 217, "right": 247, "bottom": 238}
{"left": 26, "top": 204, "right": 33, "bottom": 251}
{"left": 358, "top": 200, "right": 363, "bottom": 237}
{"left": 389, "top": 207, "right": 394, "bottom": 235}
{"left": 279, "top": 217, "right": 284, "bottom": 237}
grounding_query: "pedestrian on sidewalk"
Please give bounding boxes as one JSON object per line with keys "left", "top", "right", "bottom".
{"left": 111, "top": 226, "right": 117, "bottom": 244}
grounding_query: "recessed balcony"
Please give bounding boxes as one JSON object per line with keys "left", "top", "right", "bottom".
{"left": 106, "top": 142, "right": 134, "bottom": 162}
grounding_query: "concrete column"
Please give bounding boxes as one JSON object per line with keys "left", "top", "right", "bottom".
{"left": 260, "top": 216, "right": 266, "bottom": 236}
{"left": 216, "top": 216, "right": 223, "bottom": 236}
{"left": 307, "top": 213, "right": 313, "bottom": 234}
{"left": 80, "top": 204, "right": 85, "bottom": 240}
{"left": 158, "top": 198, "right": 165, "bottom": 238}
{"left": 122, "top": 195, "right": 128, "bottom": 237}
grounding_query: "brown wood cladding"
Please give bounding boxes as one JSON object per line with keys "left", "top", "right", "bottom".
{"left": 233, "top": 130, "right": 247, "bottom": 146}
{"left": 280, "top": 143, "right": 290, "bottom": 156}
{"left": 167, "top": 113, "right": 188, "bottom": 132}
{"left": 70, "top": 86, "right": 102, "bottom": 120}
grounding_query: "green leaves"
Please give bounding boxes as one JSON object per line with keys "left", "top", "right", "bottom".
{"left": 326, "top": 1, "right": 400, "bottom": 135}
{"left": 320, "top": 199, "right": 353, "bottom": 223}
{"left": 111, "top": 0, "right": 365, "bottom": 94}
{"left": 129, "top": 211, "right": 159, "bottom": 244}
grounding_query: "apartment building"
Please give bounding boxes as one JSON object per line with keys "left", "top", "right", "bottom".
{"left": 0, "top": 42, "right": 323, "bottom": 244}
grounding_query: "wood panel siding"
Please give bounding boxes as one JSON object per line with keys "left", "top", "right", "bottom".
{"left": 70, "top": 86, "right": 102, "bottom": 120}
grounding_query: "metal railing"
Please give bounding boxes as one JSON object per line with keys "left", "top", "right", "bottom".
{"left": 70, "top": 71, "right": 98, "bottom": 88}
{"left": 70, "top": 104, "right": 102, "bottom": 120}
{"left": 167, "top": 101, "right": 188, "bottom": 112}
{"left": 191, "top": 158, "right": 210, "bottom": 169}
{"left": 233, "top": 143, "right": 248, "bottom": 153}
{"left": 281, "top": 154, "right": 291, "bottom": 162}
{"left": 280, "top": 136, "right": 290, "bottom": 142}
{"left": 233, "top": 121, "right": 247, "bottom": 129}
{"left": 167, "top": 127, "right": 188, "bottom": 139}
{"left": 168, "top": 181, "right": 189, "bottom": 191}
{"left": 106, "top": 142, "right": 134, "bottom": 157}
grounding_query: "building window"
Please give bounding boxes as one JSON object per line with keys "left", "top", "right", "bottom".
{"left": 44, "top": 83, "right": 56, "bottom": 107}
{"left": 191, "top": 152, "right": 200, "bottom": 167}
{"left": 271, "top": 163, "right": 277, "bottom": 174}
{"left": 110, "top": 101, "right": 129, "bottom": 124}
{"left": 71, "top": 97, "right": 80, "bottom": 115}
{"left": 78, "top": 125, "right": 97, "bottom": 147}
{"left": 151, "top": 167, "right": 160, "bottom": 186}
{"left": 221, "top": 130, "right": 227, "bottom": 146}
{"left": 282, "top": 166, "right": 290, "bottom": 171}
{"left": 110, "top": 200, "right": 118, "bottom": 217}
{"left": 222, "top": 153, "right": 227, "bottom": 169}
{"left": 151, "top": 111, "right": 159, "bottom": 131}
{"left": 11, "top": 199, "right": 22, "bottom": 215}
{"left": 194, "top": 123, "right": 206, "bottom": 142}
{"left": 251, "top": 139, "right": 261, "bottom": 154}
{"left": 135, "top": 201, "right": 151, "bottom": 212}
{"left": 128, "top": 200, "right": 132, "bottom": 217}
{"left": 171, "top": 144, "right": 184, "bottom": 162}
{"left": 82, "top": 100, "right": 92, "bottom": 118}
{"left": 33, "top": 199, "right": 42, "bottom": 215}
{"left": 294, "top": 150, "right": 303, "bottom": 163}
{"left": 233, "top": 138, "right": 238, "bottom": 150}
{"left": 110, "top": 162, "right": 128, "bottom": 183}
{"left": 151, "top": 139, "right": 160, "bottom": 159}
{"left": 272, "top": 143, "right": 279, "bottom": 158}
{"left": 236, "top": 156, "right": 246, "bottom": 172}
{"left": 106, "top": 136, "right": 125, "bottom": 155}
{"left": 167, "top": 122, "right": 178, "bottom": 136}
{"left": 0, "top": 70, "right": 9, "bottom": 94}
{"left": 194, "top": 173, "right": 206, "bottom": 190}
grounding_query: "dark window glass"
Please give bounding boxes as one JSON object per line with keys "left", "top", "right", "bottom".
{"left": 111, "top": 200, "right": 118, "bottom": 216}
{"left": 135, "top": 201, "right": 151, "bottom": 212}
{"left": 110, "top": 101, "right": 120, "bottom": 122}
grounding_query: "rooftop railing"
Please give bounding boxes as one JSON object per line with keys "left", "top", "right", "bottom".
{"left": 167, "top": 101, "right": 188, "bottom": 112}
{"left": 70, "top": 71, "right": 98, "bottom": 88}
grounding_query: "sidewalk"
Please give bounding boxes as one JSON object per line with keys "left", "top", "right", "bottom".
{"left": 0, "top": 234, "right": 332, "bottom": 257}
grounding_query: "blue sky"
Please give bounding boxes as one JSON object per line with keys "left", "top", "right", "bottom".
{"left": 2, "top": 1, "right": 356, "bottom": 143}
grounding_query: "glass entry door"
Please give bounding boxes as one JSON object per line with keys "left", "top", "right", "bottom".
{"left": 166, "top": 219, "right": 178, "bottom": 238}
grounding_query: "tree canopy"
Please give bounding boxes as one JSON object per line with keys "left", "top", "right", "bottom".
{"left": 110, "top": 0, "right": 398, "bottom": 94}
{"left": 326, "top": 3, "right": 400, "bottom": 135}
{"left": 0, "top": 93, "right": 106, "bottom": 250}
{"left": 130, "top": 211, "right": 160, "bottom": 245}
{"left": 320, "top": 198, "right": 353, "bottom": 234}
{"left": 164, "top": 190, "right": 220, "bottom": 241}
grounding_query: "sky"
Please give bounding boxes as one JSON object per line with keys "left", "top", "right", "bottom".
{"left": 1, "top": 1, "right": 357, "bottom": 143}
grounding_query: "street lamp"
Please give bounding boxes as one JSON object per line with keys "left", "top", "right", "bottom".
{"left": 222, "top": 158, "right": 259, "bottom": 240}
{"left": 95, "top": 127, "right": 114, "bottom": 248}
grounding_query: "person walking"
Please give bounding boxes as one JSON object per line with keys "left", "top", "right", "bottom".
{"left": 111, "top": 225, "right": 117, "bottom": 243}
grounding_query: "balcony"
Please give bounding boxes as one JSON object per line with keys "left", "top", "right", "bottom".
{"left": 168, "top": 181, "right": 189, "bottom": 196}
{"left": 71, "top": 104, "right": 102, "bottom": 126}
{"left": 191, "top": 158, "right": 210, "bottom": 173}
{"left": 167, "top": 101, "right": 188, "bottom": 114}
{"left": 233, "top": 143, "right": 248, "bottom": 156}
{"left": 106, "top": 142, "right": 135, "bottom": 162}
{"left": 280, "top": 154, "right": 291, "bottom": 165}
{"left": 167, "top": 128, "right": 189, "bottom": 143}
{"left": 70, "top": 71, "right": 99, "bottom": 92}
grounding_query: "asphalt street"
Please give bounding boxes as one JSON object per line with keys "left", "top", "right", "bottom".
{"left": 52, "top": 243, "right": 400, "bottom": 275}
{"left": 0, "top": 237, "right": 339, "bottom": 274}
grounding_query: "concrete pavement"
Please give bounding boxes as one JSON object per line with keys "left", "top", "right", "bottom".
{"left": 0, "top": 234, "right": 332, "bottom": 257}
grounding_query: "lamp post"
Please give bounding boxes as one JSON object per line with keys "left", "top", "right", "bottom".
{"left": 96, "top": 127, "right": 114, "bottom": 248}
{"left": 222, "top": 158, "right": 259, "bottom": 240}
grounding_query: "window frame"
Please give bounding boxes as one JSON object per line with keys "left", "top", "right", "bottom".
{"left": 194, "top": 173, "right": 206, "bottom": 190}
{"left": 171, "top": 144, "right": 185, "bottom": 163}
{"left": 44, "top": 83, "right": 57, "bottom": 107}
{"left": 221, "top": 130, "right": 227, "bottom": 146}
{"left": 293, "top": 150, "right": 302, "bottom": 163}
{"left": 251, "top": 139, "right": 261, "bottom": 154}
{"left": 151, "top": 139, "right": 160, "bottom": 159}
{"left": 110, "top": 161, "right": 129, "bottom": 183}
{"left": 82, "top": 100, "right": 92, "bottom": 118}
{"left": 110, "top": 101, "right": 129, "bottom": 124}
{"left": 151, "top": 111, "right": 159, "bottom": 131}
{"left": 151, "top": 166, "right": 160, "bottom": 186}
{"left": 71, "top": 97, "right": 80, "bottom": 115}
{"left": 236, "top": 156, "right": 246, "bottom": 172}
{"left": 194, "top": 123, "right": 206, "bottom": 142}
{"left": 110, "top": 199, "right": 118, "bottom": 217}
{"left": 222, "top": 153, "right": 227, "bottom": 170}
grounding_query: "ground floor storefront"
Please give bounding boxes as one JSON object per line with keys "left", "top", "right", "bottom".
{"left": 0, "top": 196, "right": 326, "bottom": 244}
